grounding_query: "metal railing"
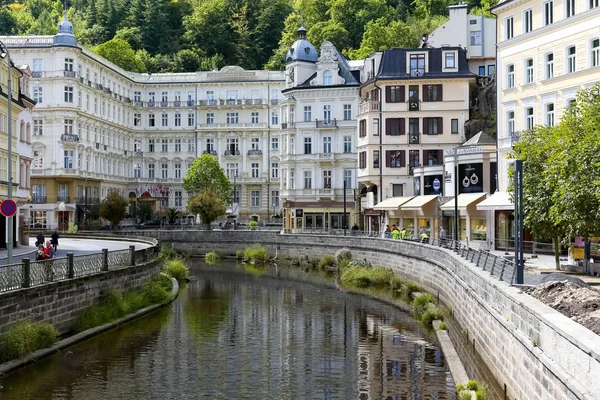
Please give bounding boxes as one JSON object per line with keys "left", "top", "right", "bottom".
{"left": 0, "top": 245, "right": 159, "bottom": 294}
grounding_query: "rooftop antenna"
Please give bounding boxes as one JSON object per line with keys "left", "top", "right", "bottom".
{"left": 63, "top": 0, "right": 67, "bottom": 15}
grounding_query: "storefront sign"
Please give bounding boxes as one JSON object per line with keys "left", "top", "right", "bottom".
{"left": 458, "top": 163, "right": 484, "bottom": 193}
{"left": 444, "top": 146, "right": 484, "bottom": 157}
{"left": 424, "top": 175, "right": 444, "bottom": 196}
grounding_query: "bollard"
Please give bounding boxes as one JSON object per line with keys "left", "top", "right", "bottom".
{"left": 130, "top": 245, "right": 136, "bottom": 266}
{"left": 102, "top": 249, "right": 109, "bottom": 271}
{"left": 22, "top": 258, "right": 31, "bottom": 288}
{"left": 67, "top": 252, "right": 74, "bottom": 278}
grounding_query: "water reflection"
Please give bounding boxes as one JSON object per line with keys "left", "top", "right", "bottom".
{"left": 0, "top": 263, "right": 456, "bottom": 400}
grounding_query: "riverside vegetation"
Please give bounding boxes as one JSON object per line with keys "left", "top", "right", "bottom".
{"left": 0, "top": 322, "right": 58, "bottom": 363}
{"left": 456, "top": 380, "right": 489, "bottom": 400}
{"left": 159, "top": 243, "right": 190, "bottom": 280}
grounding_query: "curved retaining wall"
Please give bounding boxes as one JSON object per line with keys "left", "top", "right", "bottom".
{"left": 151, "top": 230, "right": 599, "bottom": 400}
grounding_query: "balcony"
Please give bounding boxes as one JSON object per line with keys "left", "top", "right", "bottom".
{"left": 103, "top": 87, "right": 112, "bottom": 95}
{"left": 316, "top": 119, "right": 337, "bottom": 128}
{"left": 247, "top": 150, "right": 263, "bottom": 156}
{"left": 57, "top": 196, "right": 70, "bottom": 203}
{"left": 147, "top": 101, "right": 156, "bottom": 108}
{"left": 160, "top": 101, "right": 168, "bottom": 107}
{"left": 95, "top": 83, "right": 103, "bottom": 90}
{"left": 221, "top": 99, "right": 243, "bottom": 106}
{"left": 408, "top": 100, "right": 420, "bottom": 111}
{"left": 31, "top": 196, "right": 46, "bottom": 204}
{"left": 359, "top": 101, "right": 380, "bottom": 115}
{"left": 271, "top": 99, "right": 279, "bottom": 105}
{"left": 318, "top": 153, "right": 334, "bottom": 160}
{"left": 32, "top": 71, "right": 43, "bottom": 78}
{"left": 173, "top": 101, "right": 181, "bottom": 107}
{"left": 75, "top": 197, "right": 100, "bottom": 205}
{"left": 202, "top": 150, "right": 218, "bottom": 156}
{"left": 224, "top": 150, "right": 241, "bottom": 156}
{"left": 244, "top": 99, "right": 264, "bottom": 105}
{"left": 187, "top": 100, "right": 197, "bottom": 106}
{"left": 281, "top": 122, "right": 296, "bottom": 129}
{"left": 63, "top": 70, "right": 77, "bottom": 78}
{"left": 60, "top": 134, "right": 79, "bottom": 142}
{"left": 511, "top": 131, "right": 523, "bottom": 146}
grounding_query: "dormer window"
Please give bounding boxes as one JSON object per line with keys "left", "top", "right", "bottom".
{"left": 445, "top": 53, "right": 456, "bottom": 68}
{"left": 410, "top": 54, "right": 425, "bottom": 77}
{"left": 323, "top": 70, "right": 332, "bottom": 85}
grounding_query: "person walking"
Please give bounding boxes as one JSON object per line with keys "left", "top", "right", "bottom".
{"left": 400, "top": 227, "right": 407, "bottom": 240}
{"left": 439, "top": 226, "right": 446, "bottom": 246}
{"left": 392, "top": 226, "right": 400, "bottom": 240}
{"left": 51, "top": 231, "right": 59, "bottom": 253}
{"left": 44, "top": 240, "right": 55, "bottom": 259}
{"left": 384, "top": 225, "right": 391, "bottom": 239}
{"left": 36, "top": 232, "right": 45, "bottom": 247}
{"left": 420, "top": 229, "right": 429, "bottom": 244}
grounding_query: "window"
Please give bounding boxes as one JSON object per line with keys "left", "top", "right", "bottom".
{"left": 386, "top": 86, "right": 405, "bottom": 103}
{"left": 161, "top": 139, "right": 168, "bottom": 152}
{"left": 408, "top": 150, "right": 420, "bottom": 175}
{"left": 323, "top": 170, "right": 332, "bottom": 189}
{"left": 424, "top": 150, "right": 443, "bottom": 166}
{"left": 546, "top": 103, "right": 555, "bottom": 126}
{"left": 445, "top": 52, "right": 456, "bottom": 68}
{"left": 271, "top": 137, "right": 279, "bottom": 150}
{"left": 304, "top": 171, "right": 312, "bottom": 189}
{"left": 524, "top": 9, "right": 533, "bottom": 33}
{"left": 161, "top": 113, "right": 168, "bottom": 127}
{"left": 304, "top": 106, "right": 312, "bottom": 121}
{"left": 409, "top": 54, "right": 425, "bottom": 77}
{"left": 207, "top": 112, "right": 214, "bottom": 125}
{"left": 359, "top": 151, "right": 366, "bottom": 169}
{"left": 175, "top": 163, "right": 181, "bottom": 179}
{"left": 251, "top": 191, "right": 260, "bottom": 207}
{"left": 226, "top": 138, "right": 238, "bottom": 154}
{"left": 470, "top": 31, "right": 482, "bottom": 46}
{"left": 507, "top": 64, "right": 515, "bottom": 88}
{"left": 566, "top": 0, "right": 575, "bottom": 17}
{"left": 408, "top": 85, "right": 419, "bottom": 111}
{"left": 175, "top": 113, "right": 181, "bottom": 127}
{"left": 488, "top": 65, "right": 496, "bottom": 75}
{"left": 526, "top": 107, "right": 534, "bottom": 130}
{"left": 149, "top": 113, "right": 155, "bottom": 127}
{"left": 385, "top": 118, "right": 405, "bottom": 136}
{"left": 148, "top": 139, "right": 155, "bottom": 153}
{"left": 592, "top": 0, "right": 599, "bottom": 8}
{"left": 304, "top": 137, "right": 312, "bottom": 154}
{"left": 64, "top": 58, "right": 73, "bottom": 71}
{"left": 63, "top": 150, "right": 74, "bottom": 169}
{"left": 525, "top": 59, "right": 534, "bottom": 83}
{"left": 148, "top": 164, "right": 155, "bottom": 178}
{"left": 174, "top": 91, "right": 181, "bottom": 102}
{"left": 344, "top": 169, "right": 352, "bottom": 189}
{"left": 205, "top": 138, "right": 214, "bottom": 153}
{"left": 271, "top": 111, "right": 279, "bottom": 125}
{"left": 64, "top": 86, "right": 74, "bottom": 103}
{"left": 188, "top": 113, "right": 195, "bottom": 127}
{"left": 507, "top": 111, "right": 515, "bottom": 134}
{"left": 161, "top": 164, "right": 168, "bottom": 179}
{"left": 373, "top": 150, "right": 380, "bottom": 168}
{"left": 251, "top": 111, "right": 259, "bottom": 124}
{"left": 64, "top": 119, "right": 73, "bottom": 135}
{"left": 33, "top": 119, "right": 43, "bottom": 136}
{"left": 323, "top": 70, "right": 332, "bottom": 85}
{"left": 175, "top": 191, "right": 182, "bottom": 207}
{"left": 543, "top": 0, "right": 553, "bottom": 25}
{"left": 271, "top": 191, "right": 279, "bottom": 208}
{"left": 33, "top": 58, "right": 43, "bottom": 73}
{"left": 250, "top": 137, "right": 259, "bottom": 151}
{"left": 323, "top": 105, "right": 331, "bottom": 121}
{"left": 343, "top": 136, "right": 352, "bottom": 153}
{"left": 323, "top": 137, "right": 331, "bottom": 154}
{"left": 423, "top": 117, "right": 443, "bottom": 135}
{"left": 226, "top": 112, "right": 239, "bottom": 124}
{"left": 134, "top": 164, "right": 141, "bottom": 178}
{"left": 33, "top": 87, "right": 43, "bottom": 103}
{"left": 505, "top": 17, "right": 514, "bottom": 40}
{"left": 161, "top": 91, "right": 168, "bottom": 103}
{"left": 134, "top": 113, "right": 141, "bottom": 127}
{"left": 33, "top": 151, "right": 43, "bottom": 168}
{"left": 148, "top": 92, "right": 155, "bottom": 103}
{"left": 546, "top": 53, "right": 554, "bottom": 79}
{"left": 188, "top": 139, "right": 195, "bottom": 153}
{"left": 423, "top": 84, "right": 442, "bottom": 101}
{"left": 343, "top": 104, "right": 352, "bottom": 120}
{"left": 409, "top": 118, "right": 419, "bottom": 144}
{"left": 386, "top": 150, "right": 405, "bottom": 168}
{"left": 567, "top": 46, "right": 576, "bottom": 73}
{"left": 359, "top": 119, "right": 366, "bottom": 137}
{"left": 373, "top": 118, "right": 379, "bottom": 136}
{"left": 271, "top": 163, "right": 279, "bottom": 178}
{"left": 451, "top": 118, "right": 459, "bottom": 134}
{"left": 592, "top": 39, "right": 600, "bottom": 67}
{"left": 226, "top": 163, "right": 238, "bottom": 178}
{"left": 134, "top": 92, "right": 141, "bottom": 103}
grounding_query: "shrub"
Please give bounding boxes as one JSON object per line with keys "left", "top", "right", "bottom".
{"left": 163, "top": 259, "right": 189, "bottom": 280}
{"left": 476, "top": 384, "right": 489, "bottom": 400}
{"left": 205, "top": 251, "right": 221, "bottom": 265}
{"left": 466, "top": 380, "right": 479, "bottom": 391}
{"left": 338, "top": 258, "right": 351, "bottom": 270}
{"left": 340, "top": 266, "right": 395, "bottom": 288}
{"left": 437, "top": 322, "right": 448, "bottom": 331}
{"left": 455, "top": 384, "right": 465, "bottom": 392}
{"left": 158, "top": 242, "right": 181, "bottom": 261}
{"left": 249, "top": 220, "right": 258, "bottom": 229}
{"left": 0, "top": 322, "right": 58, "bottom": 363}
{"left": 244, "top": 244, "right": 269, "bottom": 264}
{"left": 335, "top": 248, "right": 352, "bottom": 263}
{"left": 68, "top": 222, "right": 78, "bottom": 234}
{"left": 413, "top": 293, "right": 434, "bottom": 316}
{"left": 420, "top": 307, "right": 444, "bottom": 328}
{"left": 401, "top": 282, "right": 423, "bottom": 299}
{"left": 458, "top": 391, "right": 472, "bottom": 400}
{"left": 236, "top": 250, "right": 244, "bottom": 260}
{"left": 319, "top": 255, "right": 336, "bottom": 269}
{"left": 390, "top": 275, "right": 405, "bottom": 291}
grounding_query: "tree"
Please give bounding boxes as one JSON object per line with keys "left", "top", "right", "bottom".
{"left": 99, "top": 190, "right": 128, "bottom": 228}
{"left": 167, "top": 208, "right": 181, "bottom": 224}
{"left": 183, "top": 154, "right": 232, "bottom": 205}
{"left": 307, "top": 20, "right": 350, "bottom": 50}
{"left": 92, "top": 38, "right": 147, "bottom": 72}
{"left": 188, "top": 190, "right": 227, "bottom": 229}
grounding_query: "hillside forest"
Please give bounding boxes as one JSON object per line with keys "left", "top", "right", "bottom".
{"left": 0, "top": 0, "right": 497, "bottom": 73}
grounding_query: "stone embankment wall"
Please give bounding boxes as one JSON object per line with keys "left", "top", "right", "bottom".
{"left": 0, "top": 261, "right": 160, "bottom": 335}
{"left": 149, "top": 230, "right": 599, "bottom": 400}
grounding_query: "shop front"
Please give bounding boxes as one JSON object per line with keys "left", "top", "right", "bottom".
{"left": 476, "top": 191, "right": 514, "bottom": 250}
{"left": 440, "top": 193, "right": 487, "bottom": 244}
{"left": 397, "top": 195, "right": 440, "bottom": 238}
{"left": 284, "top": 200, "right": 355, "bottom": 231}
{"left": 373, "top": 196, "right": 415, "bottom": 229}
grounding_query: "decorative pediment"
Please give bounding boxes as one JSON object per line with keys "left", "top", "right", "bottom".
{"left": 319, "top": 41, "right": 338, "bottom": 63}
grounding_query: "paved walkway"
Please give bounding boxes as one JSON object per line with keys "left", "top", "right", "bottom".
{"left": 0, "top": 238, "right": 151, "bottom": 266}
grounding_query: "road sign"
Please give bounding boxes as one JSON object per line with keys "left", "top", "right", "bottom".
{"left": 0, "top": 199, "right": 17, "bottom": 218}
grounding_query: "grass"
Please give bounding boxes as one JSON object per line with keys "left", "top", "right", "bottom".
{"left": 319, "top": 255, "right": 336, "bottom": 269}
{"left": 205, "top": 251, "right": 221, "bottom": 265}
{"left": 340, "top": 266, "right": 395, "bottom": 288}
{"left": 466, "top": 380, "right": 479, "bottom": 391}
{"left": 458, "top": 391, "right": 472, "bottom": 400}
{"left": 244, "top": 244, "right": 269, "bottom": 264}
{"left": 158, "top": 242, "right": 181, "bottom": 262}
{"left": 437, "top": 322, "right": 448, "bottom": 331}
{"left": 163, "top": 259, "right": 189, "bottom": 280}
{"left": 335, "top": 248, "right": 352, "bottom": 263}
{"left": 73, "top": 274, "right": 172, "bottom": 333}
{"left": 0, "top": 321, "right": 58, "bottom": 363}
{"left": 236, "top": 250, "right": 244, "bottom": 260}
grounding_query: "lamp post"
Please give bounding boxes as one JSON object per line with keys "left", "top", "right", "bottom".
{"left": 454, "top": 148, "right": 459, "bottom": 242}
{"left": 233, "top": 173, "right": 237, "bottom": 230}
{"left": 0, "top": 41, "right": 14, "bottom": 263}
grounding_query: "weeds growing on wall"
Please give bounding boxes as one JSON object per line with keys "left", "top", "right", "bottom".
{"left": 158, "top": 242, "right": 182, "bottom": 262}
{"left": 73, "top": 274, "right": 172, "bottom": 333}
{"left": 319, "top": 255, "right": 337, "bottom": 269}
{"left": 0, "top": 322, "right": 58, "bottom": 363}
{"left": 244, "top": 244, "right": 269, "bottom": 264}
{"left": 163, "top": 259, "right": 189, "bottom": 280}
{"left": 204, "top": 251, "right": 221, "bottom": 265}
{"left": 340, "top": 267, "right": 396, "bottom": 288}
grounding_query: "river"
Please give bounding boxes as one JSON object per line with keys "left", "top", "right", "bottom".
{"left": 0, "top": 262, "right": 457, "bottom": 399}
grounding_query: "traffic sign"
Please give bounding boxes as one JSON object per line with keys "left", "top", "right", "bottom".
{"left": 0, "top": 199, "right": 17, "bottom": 218}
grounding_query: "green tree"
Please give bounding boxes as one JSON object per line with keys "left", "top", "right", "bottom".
{"left": 183, "top": 0, "right": 233, "bottom": 63}
{"left": 264, "top": 11, "right": 302, "bottom": 70}
{"left": 167, "top": 208, "right": 181, "bottom": 224}
{"left": 137, "top": 202, "right": 152, "bottom": 222}
{"left": 183, "top": 154, "right": 232, "bottom": 204}
{"left": 114, "top": 27, "right": 143, "bottom": 49}
{"left": 92, "top": 38, "right": 147, "bottom": 72}
{"left": 28, "top": 9, "right": 57, "bottom": 35}
{"left": 188, "top": 190, "right": 227, "bottom": 229}
{"left": 327, "top": 0, "right": 391, "bottom": 48}
{"left": 174, "top": 49, "right": 202, "bottom": 72}
{"left": 99, "top": 190, "right": 128, "bottom": 228}
{"left": 307, "top": 20, "right": 349, "bottom": 50}
{"left": 200, "top": 53, "right": 226, "bottom": 71}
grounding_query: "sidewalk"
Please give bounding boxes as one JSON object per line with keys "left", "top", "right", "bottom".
{"left": 0, "top": 244, "right": 37, "bottom": 263}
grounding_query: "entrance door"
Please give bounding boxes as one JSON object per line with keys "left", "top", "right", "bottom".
{"left": 58, "top": 211, "right": 69, "bottom": 231}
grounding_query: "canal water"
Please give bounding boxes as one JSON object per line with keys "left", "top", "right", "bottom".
{"left": 0, "top": 262, "right": 457, "bottom": 399}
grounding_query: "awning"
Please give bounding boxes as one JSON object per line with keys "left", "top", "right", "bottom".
{"left": 476, "top": 191, "right": 514, "bottom": 211}
{"left": 400, "top": 195, "right": 439, "bottom": 210}
{"left": 373, "top": 196, "right": 414, "bottom": 210}
{"left": 54, "top": 204, "right": 76, "bottom": 212}
{"left": 440, "top": 193, "right": 487, "bottom": 211}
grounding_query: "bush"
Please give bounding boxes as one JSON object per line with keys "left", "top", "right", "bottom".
{"left": 420, "top": 307, "right": 444, "bottom": 328}
{"left": 466, "top": 380, "right": 479, "bottom": 391}
{"left": 437, "top": 322, "right": 448, "bottom": 331}
{"left": 163, "top": 259, "right": 189, "bottom": 280}
{"left": 413, "top": 293, "right": 434, "bottom": 316}
{"left": 158, "top": 242, "right": 181, "bottom": 261}
{"left": 244, "top": 244, "right": 269, "bottom": 264}
{"left": 476, "top": 384, "right": 489, "bottom": 400}
{"left": 0, "top": 322, "right": 58, "bottom": 363}
{"left": 458, "top": 391, "right": 472, "bottom": 400}
{"left": 335, "top": 248, "right": 352, "bottom": 263}
{"left": 338, "top": 258, "right": 351, "bottom": 270}
{"left": 205, "top": 251, "right": 221, "bottom": 265}
{"left": 390, "top": 275, "right": 405, "bottom": 291}
{"left": 236, "top": 249, "right": 244, "bottom": 260}
{"left": 401, "top": 282, "right": 423, "bottom": 299}
{"left": 319, "top": 255, "right": 336, "bottom": 269}
{"left": 249, "top": 220, "right": 259, "bottom": 229}
{"left": 340, "top": 266, "right": 395, "bottom": 288}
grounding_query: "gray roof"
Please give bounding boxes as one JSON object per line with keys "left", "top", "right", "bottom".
{"left": 375, "top": 47, "right": 474, "bottom": 80}
{"left": 462, "top": 131, "right": 496, "bottom": 146}
{"left": 54, "top": 13, "right": 77, "bottom": 47}
{"left": 285, "top": 27, "right": 318, "bottom": 64}
{"left": 294, "top": 46, "right": 360, "bottom": 89}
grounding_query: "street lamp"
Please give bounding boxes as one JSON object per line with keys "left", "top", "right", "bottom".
{"left": 0, "top": 40, "right": 14, "bottom": 263}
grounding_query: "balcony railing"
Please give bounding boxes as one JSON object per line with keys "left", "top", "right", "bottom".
{"left": 222, "top": 99, "right": 243, "bottom": 105}
{"left": 224, "top": 150, "right": 241, "bottom": 156}
{"left": 31, "top": 196, "right": 46, "bottom": 204}
{"left": 271, "top": 99, "right": 279, "bottom": 105}
{"left": 134, "top": 101, "right": 143, "bottom": 107}
{"left": 57, "top": 196, "right": 70, "bottom": 203}
{"left": 147, "top": 101, "right": 155, "bottom": 108}
{"left": 134, "top": 150, "right": 143, "bottom": 157}
{"left": 60, "top": 134, "right": 79, "bottom": 142}
{"left": 281, "top": 122, "right": 296, "bottom": 129}
{"left": 173, "top": 101, "right": 181, "bottom": 107}
{"left": 160, "top": 101, "right": 168, "bottom": 107}
{"left": 198, "top": 100, "right": 217, "bottom": 106}
{"left": 511, "top": 131, "right": 523, "bottom": 146}
{"left": 244, "top": 99, "right": 264, "bottom": 105}
{"left": 247, "top": 150, "right": 263, "bottom": 156}
{"left": 75, "top": 197, "right": 100, "bottom": 205}
{"left": 316, "top": 119, "right": 337, "bottom": 128}
{"left": 32, "top": 71, "right": 43, "bottom": 78}
{"left": 202, "top": 150, "right": 218, "bottom": 156}
{"left": 359, "top": 101, "right": 380, "bottom": 115}
{"left": 63, "top": 70, "right": 77, "bottom": 78}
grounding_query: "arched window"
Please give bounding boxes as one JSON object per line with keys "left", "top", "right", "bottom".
{"left": 323, "top": 70, "right": 332, "bottom": 85}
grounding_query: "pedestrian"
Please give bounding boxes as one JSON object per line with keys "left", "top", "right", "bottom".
{"left": 44, "top": 240, "right": 55, "bottom": 259}
{"left": 439, "top": 226, "right": 446, "bottom": 246}
{"left": 36, "top": 244, "right": 46, "bottom": 261}
{"left": 392, "top": 226, "right": 400, "bottom": 240}
{"left": 420, "top": 229, "right": 429, "bottom": 244}
{"left": 384, "top": 225, "right": 391, "bottom": 239}
{"left": 51, "top": 231, "right": 59, "bottom": 253}
{"left": 36, "top": 232, "right": 45, "bottom": 247}
{"left": 400, "top": 227, "right": 407, "bottom": 240}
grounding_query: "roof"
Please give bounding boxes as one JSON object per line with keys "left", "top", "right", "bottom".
{"left": 291, "top": 42, "right": 361, "bottom": 89}
{"left": 462, "top": 131, "right": 496, "bottom": 146}
{"left": 373, "top": 196, "right": 414, "bottom": 210}
{"left": 376, "top": 47, "right": 475, "bottom": 80}
{"left": 401, "top": 195, "right": 439, "bottom": 210}
{"left": 476, "top": 191, "right": 514, "bottom": 211}
{"left": 285, "top": 27, "right": 318, "bottom": 64}
{"left": 440, "top": 193, "right": 487, "bottom": 211}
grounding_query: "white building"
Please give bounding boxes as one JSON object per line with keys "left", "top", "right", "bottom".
{"left": 279, "top": 28, "right": 360, "bottom": 231}
{"left": 1, "top": 14, "right": 284, "bottom": 229}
